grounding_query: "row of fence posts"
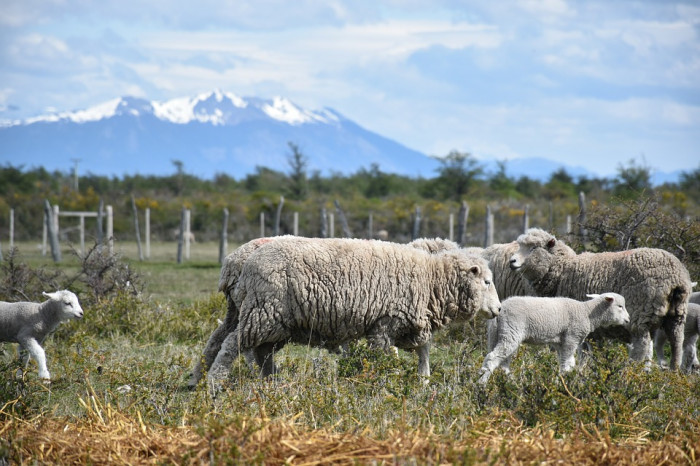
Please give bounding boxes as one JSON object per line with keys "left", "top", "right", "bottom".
{"left": 0, "top": 193, "right": 588, "bottom": 264}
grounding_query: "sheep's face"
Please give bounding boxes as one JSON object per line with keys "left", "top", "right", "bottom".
{"left": 590, "top": 293, "right": 630, "bottom": 328}
{"left": 43, "top": 290, "right": 84, "bottom": 320}
{"left": 478, "top": 269, "right": 501, "bottom": 319}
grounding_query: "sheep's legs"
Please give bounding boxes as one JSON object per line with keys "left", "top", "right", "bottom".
{"left": 207, "top": 331, "right": 242, "bottom": 393}
{"left": 556, "top": 343, "right": 577, "bottom": 373}
{"left": 189, "top": 321, "right": 230, "bottom": 389}
{"left": 20, "top": 339, "right": 50, "bottom": 381}
{"left": 682, "top": 334, "right": 699, "bottom": 373}
{"left": 417, "top": 343, "right": 430, "bottom": 378}
{"left": 629, "top": 331, "right": 653, "bottom": 368}
{"left": 662, "top": 314, "right": 685, "bottom": 371}
{"left": 653, "top": 329, "right": 669, "bottom": 368}
{"left": 253, "top": 343, "right": 278, "bottom": 377}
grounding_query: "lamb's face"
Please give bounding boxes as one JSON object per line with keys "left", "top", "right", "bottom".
{"left": 44, "top": 290, "right": 84, "bottom": 320}
{"left": 596, "top": 293, "right": 630, "bottom": 328}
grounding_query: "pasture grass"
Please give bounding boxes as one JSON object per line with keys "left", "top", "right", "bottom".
{"left": 1, "top": 242, "right": 699, "bottom": 464}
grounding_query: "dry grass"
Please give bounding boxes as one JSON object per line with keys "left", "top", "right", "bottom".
{"left": 3, "top": 391, "right": 698, "bottom": 465}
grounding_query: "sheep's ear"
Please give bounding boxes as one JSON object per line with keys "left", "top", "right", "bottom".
{"left": 692, "top": 281, "right": 698, "bottom": 288}
{"left": 605, "top": 296, "right": 615, "bottom": 303}
{"left": 469, "top": 265, "right": 481, "bottom": 276}
{"left": 42, "top": 291, "right": 52, "bottom": 298}
{"left": 546, "top": 238, "right": 556, "bottom": 249}
{"left": 586, "top": 294, "right": 600, "bottom": 300}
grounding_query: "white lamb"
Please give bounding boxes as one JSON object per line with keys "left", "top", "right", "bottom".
{"left": 478, "top": 293, "right": 630, "bottom": 384}
{"left": 0, "top": 290, "right": 84, "bottom": 381}
{"left": 654, "top": 302, "right": 700, "bottom": 373}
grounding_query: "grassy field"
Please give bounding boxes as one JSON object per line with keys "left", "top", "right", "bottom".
{"left": 1, "top": 241, "right": 699, "bottom": 464}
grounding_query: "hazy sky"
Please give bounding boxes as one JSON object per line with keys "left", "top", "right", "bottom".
{"left": 1, "top": 0, "right": 699, "bottom": 177}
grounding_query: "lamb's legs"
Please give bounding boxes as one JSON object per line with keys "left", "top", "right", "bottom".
{"left": 479, "top": 342, "right": 518, "bottom": 384}
{"left": 556, "top": 342, "right": 577, "bottom": 373}
{"left": 21, "top": 338, "right": 50, "bottom": 381}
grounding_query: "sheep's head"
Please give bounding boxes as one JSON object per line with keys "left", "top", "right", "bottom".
{"left": 588, "top": 292, "right": 630, "bottom": 328}
{"left": 43, "top": 290, "right": 84, "bottom": 320}
{"left": 509, "top": 228, "right": 575, "bottom": 270}
{"left": 446, "top": 251, "right": 500, "bottom": 320}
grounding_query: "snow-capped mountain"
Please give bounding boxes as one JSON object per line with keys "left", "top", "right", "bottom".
{"left": 0, "top": 90, "right": 682, "bottom": 184}
{"left": 1, "top": 90, "right": 438, "bottom": 179}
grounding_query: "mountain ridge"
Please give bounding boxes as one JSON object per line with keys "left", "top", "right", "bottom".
{"left": 0, "top": 90, "right": 681, "bottom": 185}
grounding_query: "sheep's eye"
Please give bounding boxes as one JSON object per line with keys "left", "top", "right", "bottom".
{"left": 485, "top": 280, "right": 491, "bottom": 286}
{"left": 64, "top": 301, "right": 72, "bottom": 307}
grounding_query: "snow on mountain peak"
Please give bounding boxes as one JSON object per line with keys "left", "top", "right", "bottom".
{"left": 262, "top": 96, "right": 331, "bottom": 125}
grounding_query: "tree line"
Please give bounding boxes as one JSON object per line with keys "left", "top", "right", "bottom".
{"left": 0, "top": 147, "right": 698, "bottom": 247}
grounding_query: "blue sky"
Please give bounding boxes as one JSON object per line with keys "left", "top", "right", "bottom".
{"left": 1, "top": 0, "right": 699, "bottom": 178}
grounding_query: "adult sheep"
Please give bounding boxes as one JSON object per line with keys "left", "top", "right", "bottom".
{"left": 408, "top": 237, "right": 533, "bottom": 299}
{"left": 690, "top": 291, "right": 700, "bottom": 306}
{"left": 189, "top": 236, "right": 296, "bottom": 388}
{"left": 207, "top": 238, "right": 501, "bottom": 387}
{"left": 479, "top": 293, "right": 630, "bottom": 383}
{"left": 654, "top": 302, "right": 700, "bottom": 373}
{"left": 509, "top": 228, "right": 693, "bottom": 370}
{"left": 0, "top": 290, "right": 84, "bottom": 381}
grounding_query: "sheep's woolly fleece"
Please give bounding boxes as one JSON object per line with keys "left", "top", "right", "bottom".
{"left": 232, "top": 238, "right": 499, "bottom": 351}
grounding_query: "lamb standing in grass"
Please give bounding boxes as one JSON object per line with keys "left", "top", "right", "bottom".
{"left": 479, "top": 293, "right": 630, "bottom": 384}
{"left": 654, "top": 302, "right": 700, "bottom": 373}
{"left": 509, "top": 228, "right": 693, "bottom": 370}
{"left": 207, "top": 238, "right": 501, "bottom": 387}
{"left": 0, "top": 290, "right": 84, "bottom": 381}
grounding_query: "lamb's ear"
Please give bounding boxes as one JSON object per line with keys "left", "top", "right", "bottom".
{"left": 469, "top": 265, "right": 481, "bottom": 276}
{"left": 586, "top": 294, "right": 600, "bottom": 300}
{"left": 546, "top": 238, "right": 556, "bottom": 249}
{"left": 605, "top": 296, "right": 615, "bottom": 303}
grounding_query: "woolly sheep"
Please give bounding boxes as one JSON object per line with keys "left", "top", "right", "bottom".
{"left": 0, "top": 290, "right": 84, "bottom": 381}
{"left": 654, "top": 302, "right": 700, "bottom": 373}
{"left": 509, "top": 228, "right": 693, "bottom": 370}
{"left": 408, "top": 237, "right": 534, "bottom": 299}
{"left": 478, "top": 293, "right": 629, "bottom": 383}
{"left": 189, "top": 236, "right": 295, "bottom": 388}
{"left": 207, "top": 238, "right": 501, "bottom": 387}
{"left": 690, "top": 291, "right": 700, "bottom": 306}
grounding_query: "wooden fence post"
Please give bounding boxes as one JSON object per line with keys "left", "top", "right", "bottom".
{"left": 329, "top": 213, "right": 335, "bottom": 238}
{"left": 185, "top": 208, "right": 191, "bottom": 260}
{"left": 42, "top": 212, "right": 47, "bottom": 256}
{"left": 577, "top": 191, "right": 587, "bottom": 242}
{"left": 412, "top": 205, "right": 421, "bottom": 240}
{"left": 145, "top": 207, "right": 151, "bottom": 259}
{"left": 320, "top": 205, "right": 328, "bottom": 238}
{"left": 484, "top": 205, "right": 494, "bottom": 247}
{"left": 456, "top": 201, "right": 469, "bottom": 246}
{"left": 449, "top": 213, "right": 454, "bottom": 242}
{"left": 131, "top": 195, "right": 143, "bottom": 261}
{"left": 368, "top": 212, "right": 373, "bottom": 239}
{"left": 293, "top": 212, "right": 299, "bottom": 236}
{"left": 106, "top": 205, "right": 114, "bottom": 254}
{"left": 334, "top": 200, "right": 352, "bottom": 238}
{"left": 97, "top": 199, "right": 104, "bottom": 245}
{"left": 219, "top": 208, "right": 229, "bottom": 264}
{"left": 9, "top": 208, "right": 14, "bottom": 249}
{"left": 274, "top": 196, "right": 284, "bottom": 236}
{"left": 44, "top": 200, "right": 61, "bottom": 263}
{"left": 522, "top": 204, "right": 530, "bottom": 233}
{"left": 260, "top": 212, "right": 265, "bottom": 238}
{"left": 177, "top": 207, "right": 185, "bottom": 264}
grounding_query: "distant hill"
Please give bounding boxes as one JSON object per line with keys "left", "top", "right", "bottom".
{"left": 0, "top": 90, "right": 681, "bottom": 185}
